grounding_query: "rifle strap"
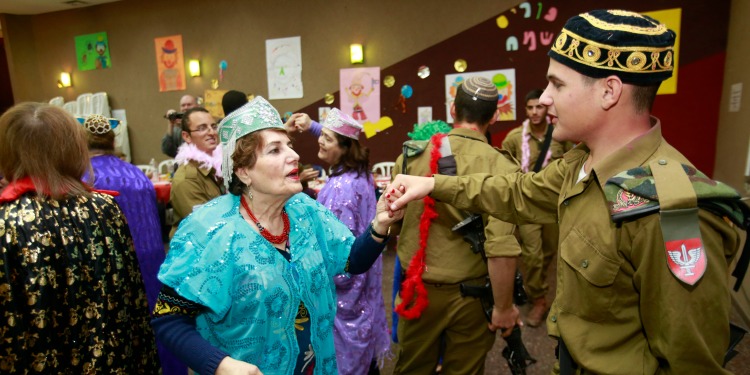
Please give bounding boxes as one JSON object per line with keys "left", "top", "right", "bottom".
{"left": 532, "top": 124, "right": 555, "bottom": 172}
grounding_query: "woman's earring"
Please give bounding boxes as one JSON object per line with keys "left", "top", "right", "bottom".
{"left": 248, "top": 188, "right": 253, "bottom": 200}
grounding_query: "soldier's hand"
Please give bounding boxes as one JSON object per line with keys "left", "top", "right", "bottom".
{"left": 489, "top": 304, "right": 522, "bottom": 338}
{"left": 387, "top": 175, "right": 435, "bottom": 211}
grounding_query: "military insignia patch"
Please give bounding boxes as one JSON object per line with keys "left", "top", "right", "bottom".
{"left": 665, "top": 238, "right": 706, "bottom": 285}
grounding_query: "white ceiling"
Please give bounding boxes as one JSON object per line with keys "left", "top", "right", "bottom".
{"left": 0, "top": 0, "right": 122, "bottom": 16}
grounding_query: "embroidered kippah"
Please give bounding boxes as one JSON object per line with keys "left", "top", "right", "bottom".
{"left": 322, "top": 108, "right": 363, "bottom": 140}
{"left": 548, "top": 9, "right": 676, "bottom": 85}
{"left": 459, "top": 76, "right": 499, "bottom": 102}
{"left": 218, "top": 96, "right": 284, "bottom": 190}
{"left": 83, "top": 114, "right": 112, "bottom": 135}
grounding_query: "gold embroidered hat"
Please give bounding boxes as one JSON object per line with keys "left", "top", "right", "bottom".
{"left": 548, "top": 9, "right": 676, "bottom": 85}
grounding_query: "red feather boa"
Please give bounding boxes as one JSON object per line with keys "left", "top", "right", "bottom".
{"left": 394, "top": 133, "right": 446, "bottom": 319}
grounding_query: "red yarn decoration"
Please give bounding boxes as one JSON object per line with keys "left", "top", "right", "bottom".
{"left": 394, "top": 133, "right": 446, "bottom": 319}
{"left": 240, "top": 195, "right": 290, "bottom": 244}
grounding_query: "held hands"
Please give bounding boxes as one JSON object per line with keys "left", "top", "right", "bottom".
{"left": 215, "top": 356, "right": 263, "bottom": 375}
{"left": 371, "top": 186, "right": 406, "bottom": 237}
{"left": 489, "top": 305, "right": 522, "bottom": 338}
{"left": 385, "top": 174, "right": 436, "bottom": 212}
{"left": 283, "top": 113, "right": 312, "bottom": 134}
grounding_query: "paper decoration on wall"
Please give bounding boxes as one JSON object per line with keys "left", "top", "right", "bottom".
{"left": 154, "top": 35, "right": 186, "bottom": 92}
{"left": 418, "top": 107, "right": 433, "bottom": 124}
{"left": 500, "top": 3, "right": 557, "bottom": 52}
{"left": 324, "top": 93, "right": 335, "bottom": 105}
{"left": 644, "top": 8, "right": 681, "bottom": 95}
{"left": 454, "top": 59, "right": 467, "bottom": 72}
{"left": 75, "top": 32, "right": 111, "bottom": 71}
{"left": 445, "top": 69, "right": 516, "bottom": 122}
{"left": 340, "top": 67, "right": 380, "bottom": 122}
{"left": 418, "top": 66, "right": 430, "bottom": 79}
{"left": 383, "top": 75, "right": 395, "bottom": 88}
{"left": 266, "top": 36, "right": 303, "bottom": 99}
{"left": 204, "top": 89, "right": 228, "bottom": 118}
{"left": 318, "top": 107, "right": 331, "bottom": 123}
{"left": 363, "top": 116, "right": 393, "bottom": 138}
{"left": 211, "top": 79, "right": 219, "bottom": 89}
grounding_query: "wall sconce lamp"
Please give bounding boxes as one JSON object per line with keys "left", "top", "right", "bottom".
{"left": 188, "top": 59, "right": 201, "bottom": 77}
{"left": 58, "top": 72, "right": 72, "bottom": 88}
{"left": 350, "top": 44, "right": 364, "bottom": 64}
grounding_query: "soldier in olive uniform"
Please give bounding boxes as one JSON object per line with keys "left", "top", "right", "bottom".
{"left": 388, "top": 10, "right": 744, "bottom": 374}
{"left": 502, "top": 89, "right": 575, "bottom": 327}
{"left": 391, "top": 77, "right": 522, "bottom": 374}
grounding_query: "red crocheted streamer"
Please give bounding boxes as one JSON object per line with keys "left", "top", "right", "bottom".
{"left": 395, "top": 133, "right": 445, "bottom": 319}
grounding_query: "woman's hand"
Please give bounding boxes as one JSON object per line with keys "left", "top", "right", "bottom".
{"left": 293, "top": 113, "right": 312, "bottom": 132}
{"left": 215, "top": 356, "right": 263, "bottom": 375}
{"left": 371, "top": 186, "right": 405, "bottom": 237}
{"left": 299, "top": 168, "right": 320, "bottom": 183}
{"left": 283, "top": 113, "right": 303, "bottom": 134}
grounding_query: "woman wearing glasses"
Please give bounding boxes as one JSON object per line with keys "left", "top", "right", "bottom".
{"left": 170, "top": 107, "right": 224, "bottom": 237}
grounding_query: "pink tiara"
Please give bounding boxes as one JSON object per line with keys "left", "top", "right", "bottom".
{"left": 322, "top": 108, "right": 362, "bottom": 140}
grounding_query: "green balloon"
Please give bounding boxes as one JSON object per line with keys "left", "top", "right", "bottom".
{"left": 492, "top": 73, "right": 508, "bottom": 88}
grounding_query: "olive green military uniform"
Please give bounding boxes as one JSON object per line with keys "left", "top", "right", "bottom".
{"left": 169, "top": 160, "right": 223, "bottom": 237}
{"left": 502, "top": 124, "right": 573, "bottom": 299}
{"left": 431, "top": 120, "right": 740, "bottom": 374}
{"left": 393, "top": 128, "right": 521, "bottom": 374}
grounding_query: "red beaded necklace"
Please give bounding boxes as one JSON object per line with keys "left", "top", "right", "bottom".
{"left": 240, "top": 195, "right": 290, "bottom": 244}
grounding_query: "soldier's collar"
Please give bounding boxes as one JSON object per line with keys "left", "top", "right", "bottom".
{"left": 589, "top": 117, "right": 663, "bottom": 188}
{"left": 449, "top": 127, "right": 488, "bottom": 143}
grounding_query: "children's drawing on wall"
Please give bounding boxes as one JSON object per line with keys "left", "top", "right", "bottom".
{"left": 318, "top": 107, "right": 331, "bottom": 123}
{"left": 204, "top": 89, "right": 228, "bottom": 118}
{"left": 418, "top": 107, "right": 433, "bottom": 124}
{"left": 154, "top": 35, "right": 186, "bottom": 92}
{"left": 445, "top": 69, "right": 516, "bottom": 123}
{"left": 266, "top": 36, "right": 303, "bottom": 99}
{"left": 75, "top": 32, "right": 111, "bottom": 71}
{"left": 340, "top": 67, "right": 380, "bottom": 122}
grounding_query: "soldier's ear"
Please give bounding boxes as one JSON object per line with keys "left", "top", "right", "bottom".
{"left": 601, "top": 75, "right": 622, "bottom": 110}
{"left": 450, "top": 102, "right": 457, "bottom": 119}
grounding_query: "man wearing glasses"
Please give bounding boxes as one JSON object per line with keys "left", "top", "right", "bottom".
{"left": 169, "top": 107, "right": 224, "bottom": 238}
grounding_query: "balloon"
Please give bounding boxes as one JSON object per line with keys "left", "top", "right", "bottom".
{"left": 401, "top": 85, "right": 413, "bottom": 99}
{"left": 383, "top": 75, "right": 396, "bottom": 88}
{"left": 219, "top": 60, "right": 228, "bottom": 70}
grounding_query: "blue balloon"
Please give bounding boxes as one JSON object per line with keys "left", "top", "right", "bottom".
{"left": 401, "top": 85, "right": 413, "bottom": 99}
{"left": 219, "top": 60, "right": 228, "bottom": 70}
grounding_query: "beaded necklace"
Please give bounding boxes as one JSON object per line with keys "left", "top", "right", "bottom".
{"left": 240, "top": 195, "right": 290, "bottom": 244}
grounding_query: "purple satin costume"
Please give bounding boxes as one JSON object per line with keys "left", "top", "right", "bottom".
{"left": 87, "top": 154, "right": 186, "bottom": 375}
{"left": 317, "top": 170, "right": 391, "bottom": 374}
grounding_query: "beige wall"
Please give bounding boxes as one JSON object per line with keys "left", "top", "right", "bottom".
{"left": 1, "top": 0, "right": 516, "bottom": 164}
{"left": 715, "top": 0, "right": 750, "bottom": 193}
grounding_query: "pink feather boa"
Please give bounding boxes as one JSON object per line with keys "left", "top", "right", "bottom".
{"left": 174, "top": 142, "right": 223, "bottom": 176}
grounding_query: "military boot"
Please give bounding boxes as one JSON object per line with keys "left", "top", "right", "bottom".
{"left": 525, "top": 297, "right": 547, "bottom": 327}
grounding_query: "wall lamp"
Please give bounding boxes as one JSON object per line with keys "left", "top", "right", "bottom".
{"left": 188, "top": 59, "right": 201, "bottom": 77}
{"left": 350, "top": 44, "right": 364, "bottom": 64}
{"left": 58, "top": 72, "right": 72, "bottom": 88}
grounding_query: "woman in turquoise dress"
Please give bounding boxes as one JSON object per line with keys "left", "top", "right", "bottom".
{"left": 151, "top": 97, "right": 402, "bottom": 375}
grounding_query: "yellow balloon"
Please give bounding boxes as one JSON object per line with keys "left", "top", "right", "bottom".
{"left": 383, "top": 75, "right": 395, "bottom": 88}
{"left": 496, "top": 15, "right": 509, "bottom": 29}
{"left": 454, "top": 59, "right": 467, "bottom": 73}
{"left": 324, "top": 93, "right": 335, "bottom": 105}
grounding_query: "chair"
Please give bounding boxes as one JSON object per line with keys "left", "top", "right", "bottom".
{"left": 372, "top": 161, "right": 395, "bottom": 177}
{"left": 158, "top": 159, "right": 177, "bottom": 175}
{"left": 136, "top": 164, "right": 156, "bottom": 178}
{"left": 62, "top": 101, "right": 78, "bottom": 116}
{"left": 77, "top": 93, "right": 93, "bottom": 117}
